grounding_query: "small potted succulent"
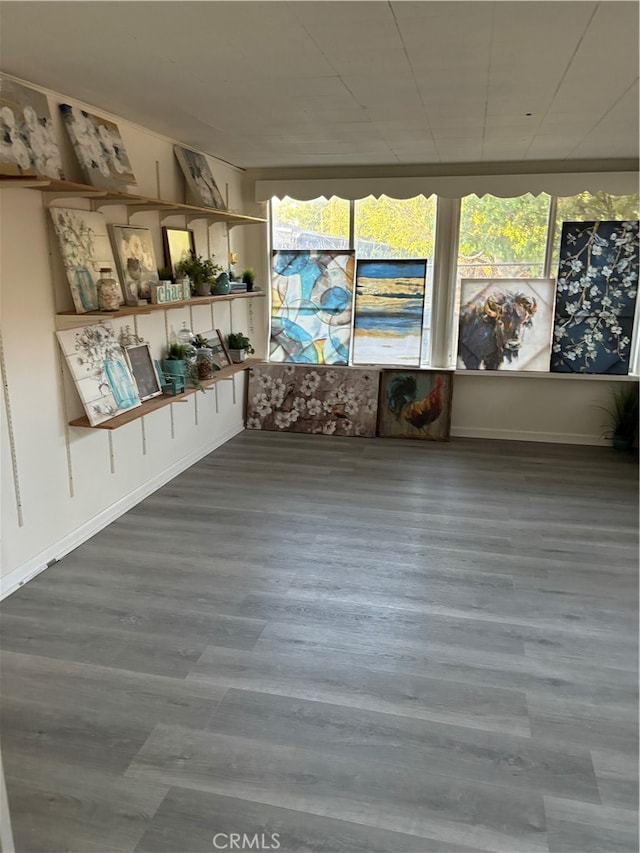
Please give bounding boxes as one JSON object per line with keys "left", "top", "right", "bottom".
{"left": 226, "top": 331, "right": 255, "bottom": 363}
{"left": 161, "top": 342, "right": 191, "bottom": 379}
{"left": 241, "top": 267, "right": 255, "bottom": 292}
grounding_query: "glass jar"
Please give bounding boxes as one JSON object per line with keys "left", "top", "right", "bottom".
{"left": 195, "top": 346, "right": 216, "bottom": 380}
{"left": 177, "top": 321, "right": 196, "bottom": 362}
{"left": 96, "top": 268, "right": 120, "bottom": 311}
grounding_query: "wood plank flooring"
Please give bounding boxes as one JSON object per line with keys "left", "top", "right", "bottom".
{"left": 1, "top": 432, "right": 638, "bottom": 852}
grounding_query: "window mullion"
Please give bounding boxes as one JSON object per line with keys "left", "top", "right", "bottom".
{"left": 429, "top": 197, "right": 461, "bottom": 368}
{"left": 543, "top": 195, "right": 558, "bottom": 279}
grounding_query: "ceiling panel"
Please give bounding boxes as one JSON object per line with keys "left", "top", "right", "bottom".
{"left": 0, "top": 0, "right": 637, "bottom": 169}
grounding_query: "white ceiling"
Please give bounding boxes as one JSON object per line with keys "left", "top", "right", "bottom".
{"left": 1, "top": 1, "right": 638, "bottom": 170}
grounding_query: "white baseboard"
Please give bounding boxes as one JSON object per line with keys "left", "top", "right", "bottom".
{"left": 1, "top": 424, "right": 244, "bottom": 600}
{"left": 451, "top": 426, "right": 609, "bottom": 446}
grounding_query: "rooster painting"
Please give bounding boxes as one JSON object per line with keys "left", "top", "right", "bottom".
{"left": 380, "top": 370, "right": 452, "bottom": 440}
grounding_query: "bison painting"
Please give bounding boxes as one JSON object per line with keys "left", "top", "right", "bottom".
{"left": 458, "top": 288, "right": 538, "bottom": 371}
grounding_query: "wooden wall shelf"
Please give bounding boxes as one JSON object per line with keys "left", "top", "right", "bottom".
{"left": 56, "top": 290, "right": 265, "bottom": 320}
{"left": 0, "top": 175, "right": 266, "bottom": 226}
{"left": 69, "top": 359, "right": 262, "bottom": 430}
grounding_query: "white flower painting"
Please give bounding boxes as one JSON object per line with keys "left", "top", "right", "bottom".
{"left": 173, "top": 145, "right": 225, "bottom": 210}
{"left": 246, "top": 364, "right": 379, "bottom": 437}
{"left": 551, "top": 221, "right": 639, "bottom": 374}
{"left": 50, "top": 208, "right": 124, "bottom": 313}
{"left": 0, "top": 76, "right": 64, "bottom": 178}
{"left": 59, "top": 104, "right": 137, "bottom": 190}
{"left": 56, "top": 322, "right": 140, "bottom": 426}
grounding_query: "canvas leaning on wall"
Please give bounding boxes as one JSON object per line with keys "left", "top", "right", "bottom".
{"left": 378, "top": 370, "right": 454, "bottom": 441}
{"left": 59, "top": 103, "right": 137, "bottom": 190}
{"left": 0, "top": 75, "right": 64, "bottom": 178}
{"left": 457, "top": 279, "right": 555, "bottom": 372}
{"left": 109, "top": 224, "right": 159, "bottom": 305}
{"left": 551, "top": 220, "right": 639, "bottom": 375}
{"left": 56, "top": 322, "right": 141, "bottom": 426}
{"left": 50, "top": 207, "right": 125, "bottom": 314}
{"left": 173, "top": 145, "right": 225, "bottom": 209}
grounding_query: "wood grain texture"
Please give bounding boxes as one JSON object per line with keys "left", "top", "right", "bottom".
{"left": 1, "top": 431, "right": 637, "bottom": 852}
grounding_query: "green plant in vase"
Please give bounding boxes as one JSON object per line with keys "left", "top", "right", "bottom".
{"left": 599, "top": 383, "right": 639, "bottom": 450}
{"left": 174, "top": 252, "right": 222, "bottom": 297}
{"left": 241, "top": 268, "right": 255, "bottom": 291}
{"left": 226, "top": 331, "right": 255, "bottom": 363}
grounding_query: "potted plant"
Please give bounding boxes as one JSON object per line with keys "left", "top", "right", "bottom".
{"left": 161, "top": 342, "right": 190, "bottom": 379}
{"left": 241, "top": 268, "right": 255, "bottom": 292}
{"left": 226, "top": 331, "right": 255, "bottom": 363}
{"left": 174, "top": 252, "right": 222, "bottom": 297}
{"left": 600, "top": 383, "right": 639, "bottom": 450}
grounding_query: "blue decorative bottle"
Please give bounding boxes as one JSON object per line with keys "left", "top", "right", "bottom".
{"left": 104, "top": 358, "right": 138, "bottom": 409}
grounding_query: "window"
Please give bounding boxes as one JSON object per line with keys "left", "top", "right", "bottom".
{"left": 271, "top": 196, "right": 350, "bottom": 250}
{"left": 354, "top": 195, "right": 436, "bottom": 363}
{"left": 269, "top": 191, "right": 639, "bottom": 374}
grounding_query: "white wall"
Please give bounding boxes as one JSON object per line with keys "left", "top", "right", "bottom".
{"left": 0, "top": 83, "right": 266, "bottom": 595}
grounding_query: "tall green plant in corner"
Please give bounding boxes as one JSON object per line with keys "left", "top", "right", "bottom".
{"left": 599, "top": 383, "right": 639, "bottom": 450}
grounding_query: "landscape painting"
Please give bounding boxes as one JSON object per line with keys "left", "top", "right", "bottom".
{"left": 246, "top": 364, "right": 379, "bottom": 437}
{"left": 457, "top": 278, "right": 555, "bottom": 372}
{"left": 379, "top": 369, "right": 454, "bottom": 441}
{"left": 352, "top": 259, "right": 426, "bottom": 366}
{"left": 551, "top": 220, "right": 639, "bottom": 374}
{"left": 56, "top": 322, "right": 140, "bottom": 426}
{"left": 0, "top": 76, "right": 64, "bottom": 178}
{"left": 270, "top": 250, "right": 355, "bottom": 365}
{"left": 59, "top": 103, "right": 137, "bottom": 190}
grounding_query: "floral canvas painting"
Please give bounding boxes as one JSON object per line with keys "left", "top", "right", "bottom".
{"left": 379, "top": 370, "right": 454, "bottom": 441}
{"left": 59, "top": 103, "right": 137, "bottom": 190}
{"left": 551, "top": 221, "right": 639, "bottom": 374}
{"left": 109, "top": 224, "right": 159, "bottom": 304}
{"left": 270, "top": 250, "right": 355, "bottom": 365}
{"left": 352, "top": 259, "right": 426, "bottom": 366}
{"left": 457, "top": 279, "right": 555, "bottom": 372}
{"left": 0, "top": 76, "right": 64, "bottom": 178}
{"left": 246, "top": 364, "right": 379, "bottom": 437}
{"left": 50, "top": 207, "right": 124, "bottom": 313}
{"left": 56, "top": 322, "right": 140, "bottom": 426}
{"left": 173, "top": 145, "right": 225, "bottom": 209}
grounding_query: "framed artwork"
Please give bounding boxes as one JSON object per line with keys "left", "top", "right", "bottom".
{"left": 59, "top": 103, "right": 137, "bottom": 190}
{"left": 209, "top": 329, "right": 232, "bottom": 369}
{"left": 56, "top": 322, "right": 140, "bottom": 426}
{"left": 124, "top": 344, "right": 163, "bottom": 401}
{"left": 246, "top": 364, "right": 379, "bottom": 437}
{"left": 352, "top": 259, "right": 426, "bottom": 366}
{"left": 50, "top": 207, "right": 124, "bottom": 313}
{"left": 109, "top": 224, "right": 159, "bottom": 305}
{"left": 551, "top": 221, "right": 639, "bottom": 375}
{"left": 173, "top": 145, "right": 225, "bottom": 209}
{"left": 0, "top": 75, "right": 64, "bottom": 178}
{"left": 378, "top": 370, "right": 454, "bottom": 441}
{"left": 162, "top": 226, "right": 195, "bottom": 275}
{"left": 457, "top": 278, "right": 555, "bottom": 372}
{"left": 270, "top": 250, "right": 355, "bottom": 365}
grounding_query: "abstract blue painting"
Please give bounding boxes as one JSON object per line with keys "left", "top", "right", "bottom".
{"left": 270, "top": 250, "right": 355, "bottom": 364}
{"left": 352, "top": 259, "right": 427, "bottom": 366}
{"left": 551, "top": 221, "right": 639, "bottom": 374}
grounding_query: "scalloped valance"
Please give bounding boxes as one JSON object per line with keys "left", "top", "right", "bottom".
{"left": 255, "top": 171, "right": 639, "bottom": 202}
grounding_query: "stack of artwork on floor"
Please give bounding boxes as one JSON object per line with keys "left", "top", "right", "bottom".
{"left": 246, "top": 364, "right": 454, "bottom": 441}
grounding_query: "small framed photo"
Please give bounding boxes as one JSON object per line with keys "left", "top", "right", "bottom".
{"left": 124, "top": 343, "right": 163, "bottom": 401}
{"left": 162, "top": 226, "right": 196, "bottom": 276}
{"left": 206, "top": 329, "right": 232, "bottom": 369}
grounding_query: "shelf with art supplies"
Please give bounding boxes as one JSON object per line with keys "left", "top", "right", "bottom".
{"left": 61, "top": 319, "right": 261, "bottom": 431}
